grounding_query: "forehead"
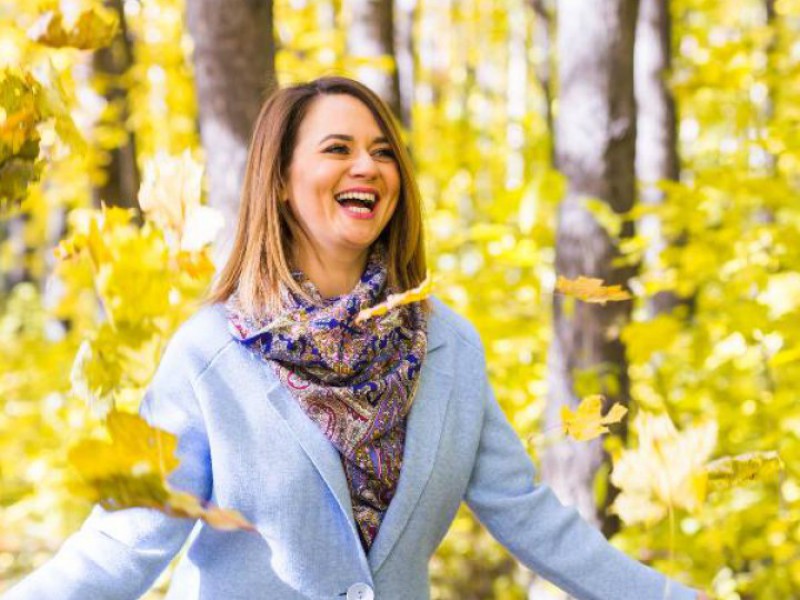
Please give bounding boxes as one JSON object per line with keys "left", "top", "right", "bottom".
{"left": 297, "top": 94, "right": 385, "bottom": 143}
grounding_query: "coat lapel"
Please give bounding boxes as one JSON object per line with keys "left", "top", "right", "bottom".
{"left": 366, "top": 321, "right": 454, "bottom": 573}
{"left": 260, "top": 303, "right": 453, "bottom": 574}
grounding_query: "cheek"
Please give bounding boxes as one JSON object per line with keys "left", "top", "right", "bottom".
{"left": 384, "top": 165, "right": 401, "bottom": 196}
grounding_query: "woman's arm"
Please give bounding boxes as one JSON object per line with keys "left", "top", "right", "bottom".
{"left": 463, "top": 356, "right": 700, "bottom": 600}
{"left": 4, "top": 334, "right": 213, "bottom": 600}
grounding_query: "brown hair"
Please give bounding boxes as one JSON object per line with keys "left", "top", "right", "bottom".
{"left": 203, "top": 76, "right": 429, "bottom": 317}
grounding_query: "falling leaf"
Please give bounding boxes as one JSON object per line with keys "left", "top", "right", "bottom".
{"left": 138, "top": 150, "right": 204, "bottom": 236}
{"left": 561, "top": 395, "right": 628, "bottom": 442}
{"left": 355, "top": 276, "right": 433, "bottom": 323}
{"left": 556, "top": 275, "right": 632, "bottom": 304}
{"left": 28, "top": 6, "right": 119, "bottom": 51}
{"left": 580, "top": 196, "right": 624, "bottom": 238}
{"left": 0, "top": 69, "right": 46, "bottom": 211}
{"left": 69, "top": 411, "right": 254, "bottom": 532}
{"left": 705, "top": 451, "right": 784, "bottom": 492}
{"left": 180, "top": 205, "right": 224, "bottom": 252}
{"left": 610, "top": 413, "right": 717, "bottom": 525}
{"left": 69, "top": 339, "right": 111, "bottom": 417}
{"left": 167, "top": 490, "right": 256, "bottom": 532}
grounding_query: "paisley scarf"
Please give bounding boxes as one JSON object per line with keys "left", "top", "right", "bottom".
{"left": 225, "top": 243, "right": 428, "bottom": 550}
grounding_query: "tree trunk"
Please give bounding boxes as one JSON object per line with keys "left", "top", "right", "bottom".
{"left": 530, "top": 0, "right": 556, "bottom": 166}
{"left": 394, "top": 0, "right": 416, "bottom": 129}
{"left": 634, "top": 0, "right": 682, "bottom": 316}
{"left": 542, "top": 0, "right": 639, "bottom": 541}
{"left": 92, "top": 0, "right": 141, "bottom": 217}
{"left": 186, "top": 0, "right": 276, "bottom": 268}
{"left": 346, "top": 0, "right": 402, "bottom": 121}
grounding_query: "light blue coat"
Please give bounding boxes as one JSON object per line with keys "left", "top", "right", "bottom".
{"left": 5, "top": 298, "right": 698, "bottom": 600}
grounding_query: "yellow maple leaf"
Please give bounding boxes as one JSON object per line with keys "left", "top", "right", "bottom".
{"left": 556, "top": 275, "right": 632, "bottom": 304}
{"left": 69, "top": 411, "right": 254, "bottom": 532}
{"left": 28, "top": 5, "right": 119, "bottom": 51}
{"left": 168, "top": 490, "right": 256, "bottom": 532}
{"left": 138, "top": 150, "right": 203, "bottom": 235}
{"left": 705, "top": 450, "right": 784, "bottom": 492}
{"left": 561, "top": 395, "right": 628, "bottom": 442}
{"left": 355, "top": 276, "right": 433, "bottom": 324}
{"left": 610, "top": 413, "right": 717, "bottom": 525}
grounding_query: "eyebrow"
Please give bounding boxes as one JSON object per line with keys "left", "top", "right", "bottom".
{"left": 318, "top": 134, "right": 390, "bottom": 145}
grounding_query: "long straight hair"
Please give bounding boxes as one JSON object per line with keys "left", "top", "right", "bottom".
{"left": 203, "top": 76, "right": 430, "bottom": 317}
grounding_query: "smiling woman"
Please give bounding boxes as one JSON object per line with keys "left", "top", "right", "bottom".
{"left": 4, "top": 77, "right": 704, "bottom": 600}
{"left": 282, "top": 94, "right": 402, "bottom": 298}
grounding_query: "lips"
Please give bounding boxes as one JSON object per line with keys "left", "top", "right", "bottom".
{"left": 334, "top": 188, "right": 379, "bottom": 209}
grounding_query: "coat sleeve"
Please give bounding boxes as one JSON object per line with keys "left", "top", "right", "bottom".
{"left": 4, "top": 335, "right": 213, "bottom": 600}
{"left": 463, "top": 360, "right": 698, "bottom": 600}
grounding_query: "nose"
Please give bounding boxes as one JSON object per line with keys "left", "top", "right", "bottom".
{"left": 349, "top": 149, "right": 379, "bottom": 179}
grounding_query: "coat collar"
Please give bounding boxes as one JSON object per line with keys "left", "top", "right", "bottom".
{"left": 259, "top": 302, "right": 454, "bottom": 575}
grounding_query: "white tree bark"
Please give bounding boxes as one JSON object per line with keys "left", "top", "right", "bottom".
{"left": 541, "top": 0, "right": 639, "bottom": 541}
{"left": 346, "top": 0, "right": 402, "bottom": 120}
{"left": 635, "top": 0, "right": 681, "bottom": 316}
{"left": 186, "top": 0, "right": 275, "bottom": 268}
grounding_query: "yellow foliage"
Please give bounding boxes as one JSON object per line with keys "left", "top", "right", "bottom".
{"left": 621, "top": 314, "right": 683, "bottom": 364}
{"left": 611, "top": 413, "right": 717, "bottom": 525}
{"left": 705, "top": 451, "right": 784, "bottom": 493}
{"left": 561, "top": 395, "right": 628, "bottom": 442}
{"left": 355, "top": 276, "right": 433, "bottom": 324}
{"left": 28, "top": 3, "right": 118, "bottom": 51}
{"left": 556, "top": 275, "right": 632, "bottom": 305}
{"left": 138, "top": 150, "right": 224, "bottom": 252}
{"left": 69, "top": 411, "right": 254, "bottom": 531}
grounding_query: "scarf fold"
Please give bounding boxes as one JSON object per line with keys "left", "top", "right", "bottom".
{"left": 225, "top": 243, "right": 428, "bottom": 550}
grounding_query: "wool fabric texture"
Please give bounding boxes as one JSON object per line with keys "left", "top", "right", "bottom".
{"left": 224, "top": 243, "right": 428, "bottom": 550}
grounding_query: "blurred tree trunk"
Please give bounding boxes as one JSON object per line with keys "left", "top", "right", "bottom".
{"left": 530, "top": 0, "right": 556, "bottom": 165}
{"left": 394, "top": 0, "right": 416, "bottom": 129}
{"left": 761, "top": 0, "right": 778, "bottom": 179}
{"left": 0, "top": 215, "right": 32, "bottom": 293}
{"left": 541, "top": 0, "right": 639, "bottom": 541}
{"left": 346, "top": 0, "right": 403, "bottom": 122}
{"left": 92, "top": 0, "right": 141, "bottom": 217}
{"left": 634, "top": 0, "right": 683, "bottom": 317}
{"left": 186, "top": 0, "right": 276, "bottom": 268}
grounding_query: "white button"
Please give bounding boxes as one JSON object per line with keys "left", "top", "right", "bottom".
{"left": 346, "top": 582, "right": 374, "bottom": 600}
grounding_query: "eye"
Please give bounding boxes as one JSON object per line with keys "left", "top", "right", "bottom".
{"left": 323, "top": 144, "right": 349, "bottom": 154}
{"left": 374, "top": 147, "right": 396, "bottom": 160}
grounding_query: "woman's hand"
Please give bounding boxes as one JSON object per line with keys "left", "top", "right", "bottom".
{"left": 697, "top": 592, "right": 712, "bottom": 600}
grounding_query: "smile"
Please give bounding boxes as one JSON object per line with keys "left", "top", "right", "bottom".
{"left": 334, "top": 190, "right": 379, "bottom": 218}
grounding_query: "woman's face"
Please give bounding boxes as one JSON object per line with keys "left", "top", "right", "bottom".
{"left": 284, "top": 94, "right": 401, "bottom": 257}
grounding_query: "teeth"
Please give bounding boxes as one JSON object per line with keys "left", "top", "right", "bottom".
{"left": 335, "top": 191, "right": 377, "bottom": 205}
{"left": 344, "top": 205, "right": 372, "bottom": 214}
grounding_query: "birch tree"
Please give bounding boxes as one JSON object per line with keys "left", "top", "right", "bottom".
{"left": 346, "top": 0, "right": 402, "bottom": 121}
{"left": 186, "top": 0, "right": 276, "bottom": 268}
{"left": 635, "top": 0, "right": 682, "bottom": 316}
{"left": 541, "top": 0, "right": 639, "bottom": 537}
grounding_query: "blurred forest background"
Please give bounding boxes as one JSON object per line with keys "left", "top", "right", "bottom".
{"left": 1, "top": 0, "right": 799, "bottom": 598}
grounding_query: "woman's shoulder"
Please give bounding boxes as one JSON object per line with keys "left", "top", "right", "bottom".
{"left": 429, "top": 295, "right": 485, "bottom": 359}
{"left": 160, "top": 302, "right": 234, "bottom": 377}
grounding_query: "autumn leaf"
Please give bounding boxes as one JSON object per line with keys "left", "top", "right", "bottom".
{"left": 561, "top": 395, "right": 628, "bottom": 442}
{"left": 610, "top": 413, "right": 717, "bottom": 525}
{"left": 138, "top": 150, "right": 203, "bottom": 235}
{"left": 556, "top": 275, "right": 632, "bottom": 304}
{"left": 355, "top": 276, "right": 433, "bottom": 324}
{"left": 0, "top": 69, "right": 46, "bottom": 210}
{"left": 705, "top": 451, "right": 784, "bottom": 492}
{"left": 28, "top": 6, "right": 119, "bottom": 51}
{"left": 69, "top": 411, "right": 254, "bottom": 532}
{"left": 168, "top": 491, "right": 256, "bottom": 532}
{"left": 180, "top": 204, "right": 224, "bottom": 252}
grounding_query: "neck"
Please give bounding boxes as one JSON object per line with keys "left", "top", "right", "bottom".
{"left": 291, "top": 243, "right": 370, "bottom": 299}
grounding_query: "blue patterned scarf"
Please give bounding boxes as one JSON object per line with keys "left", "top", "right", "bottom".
{"left": 225, "top": 243, "right": 428, "bottom": 550}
